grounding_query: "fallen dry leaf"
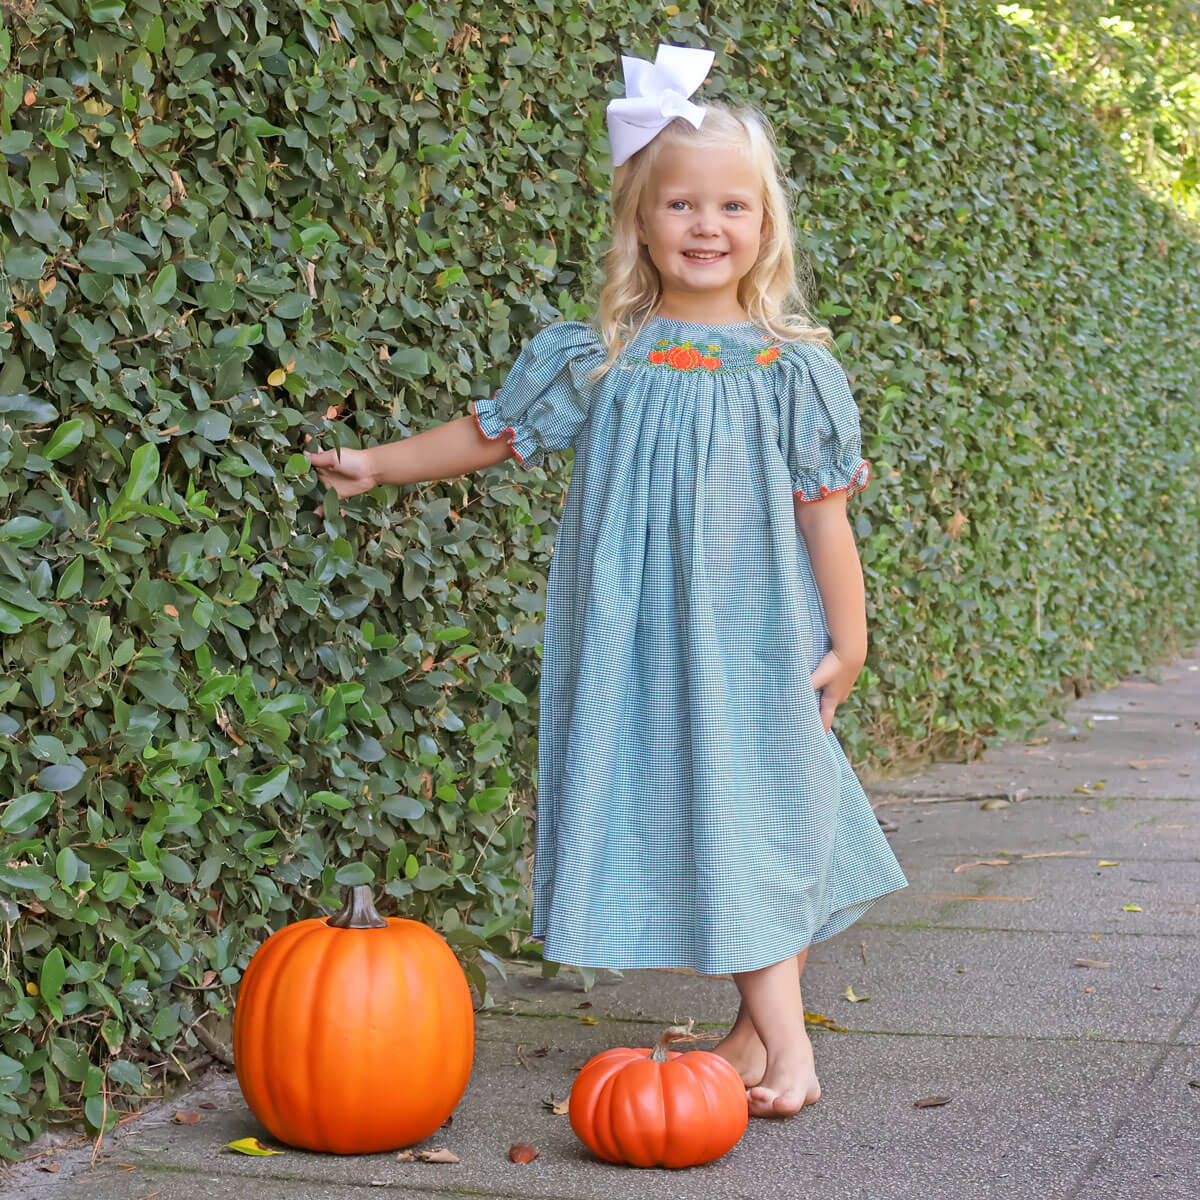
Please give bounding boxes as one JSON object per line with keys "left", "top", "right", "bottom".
{"left": 417, "top": 1148, "right": 460, "bottom": 1163}
{"left": 1021, "top": 850, "right": 1090, "bottom": 859}
{"left": 914, "top": 1096, "right": 951, "bottom": 1108}
{"left": 1075, "top": 959, "right": 1112, "bottom": 968}
{"left": 36, "top": 1163, "right": 60, "bottom": 1173}
{"left": 804, "top": 1011, "right": 848, "bottom": 1033}
{"left": 980, "top": 798, "right": 1010, "bottom": 810}
{"left": 952, "top": 859, "right": 1011, "bottom": 873}
{"left": 844, "top": 985, "right": 870, "bottom": 1003}
{"left": 915, "top": 895, "right": 1033, "bottom": 902}
{"left": 199, "top": 1102, "right": 217, "bottom": 1109}
{"left": 173, "top": 1111, "right": 201, "bottom": 1124}
{"left": 579, "top": 1016, "right": 598, "bottom": 1025}
{"left": 1122, "top": 904, "right": 1142, "bottom": 912}
{"left": 543, "top": 1094, "right": 571, "bottom": 1116}
{"left": 1128, "top": 759, "right": 1167, "bottom": 769}
{"left": 509, "top": 1143, "right": 539, "bottom": 1163}
{"left": 224, "top": 1137, "right": 282, "bottom": 1156}
{"left": 1097, "top": 861, "right": 1119, "bottom": 867}
{"left": 396, "top": 1150, "right": 414, "bottom": 1161}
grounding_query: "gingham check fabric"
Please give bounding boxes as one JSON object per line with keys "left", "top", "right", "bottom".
{"left": 472, "top": 315, "right": 908, "bottom": 974}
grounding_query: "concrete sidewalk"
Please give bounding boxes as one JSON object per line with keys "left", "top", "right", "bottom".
{"left": 6, "top": 647, "right": 1199, "bottom": 1199}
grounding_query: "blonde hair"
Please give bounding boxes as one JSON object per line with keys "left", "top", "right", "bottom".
{"left": 583, "top": 100, "right": 833, "bottom": 386}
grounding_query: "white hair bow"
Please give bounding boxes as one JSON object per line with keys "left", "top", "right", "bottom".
{"left": 605, "top": 43, "right": 716, "bottom": 169}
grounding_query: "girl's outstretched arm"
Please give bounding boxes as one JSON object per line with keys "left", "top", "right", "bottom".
{"left": 307, "top": 414, "right": 515, "bottom": 499}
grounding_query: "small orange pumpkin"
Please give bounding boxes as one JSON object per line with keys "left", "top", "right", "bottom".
{"left": 568, "top": 1023, "right": 748, "bottom": 1168}
{"left": 232, "top": 884, "right": 474, "bottom": 1154}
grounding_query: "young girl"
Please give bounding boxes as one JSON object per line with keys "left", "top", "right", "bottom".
{"left": 308, "top": 43, "right": 908, "bottom": 1120}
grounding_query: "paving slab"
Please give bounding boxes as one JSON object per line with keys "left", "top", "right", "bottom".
{"left": 489, "top": 928, "right": 1197, "bottom": 1045}
{"left": 869, "top": 647, "right": 1200, "bottom": 803}
{"left": 4, "top": 644, "right": 1198, "bottom": 1200}
{"left": 4, "top": 1026, "right": 1174, "bottom": 1200}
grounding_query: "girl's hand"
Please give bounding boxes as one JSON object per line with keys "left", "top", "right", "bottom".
{"left": 810, "top": 647, "right": 865, "bottom": 734}
{"left": 306, "top": 444, "right": 378, "bottom": 499}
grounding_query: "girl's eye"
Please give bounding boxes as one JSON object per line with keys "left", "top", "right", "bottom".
{"left": 667, "top": 201, "right": 745, "bottom": 212}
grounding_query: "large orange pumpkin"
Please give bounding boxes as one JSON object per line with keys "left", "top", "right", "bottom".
{"left": 568, "top": 1024, "right": 748, "bottom": 1168}
{"left": 232, "top": 884, "right": 474, "bottom": 1154}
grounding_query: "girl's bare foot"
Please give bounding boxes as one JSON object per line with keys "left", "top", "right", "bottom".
{"left": 711, "top": 1022, "right": 767, "bottom": 1088}
{"left": 746, "top": 1030, "right": 821, "bottom": 1118}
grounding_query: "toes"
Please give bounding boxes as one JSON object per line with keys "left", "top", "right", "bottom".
{"left": 746, "top": 1083, "right": 818, "bottom": 1118}
{"left": 746, "top": 1086, "right": 801, "bottom": 1118}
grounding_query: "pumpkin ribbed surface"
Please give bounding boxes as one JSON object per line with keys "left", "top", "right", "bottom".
{"left": 233, "top": 915, "right": 473, "bottom": 1154}
{"left": 568, "top": 1046, "right": 748, "bottom": 1168}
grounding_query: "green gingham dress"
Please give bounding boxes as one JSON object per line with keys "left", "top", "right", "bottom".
{"left": 472, "top": 314, "right": 908, "bottom": 975}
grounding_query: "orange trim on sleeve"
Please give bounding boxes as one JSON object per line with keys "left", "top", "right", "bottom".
{"left": 793, "top": 461, "right": 872, "bottom": 503}
{"left": 472, "top": 389, "right": 527, "bottom": 466}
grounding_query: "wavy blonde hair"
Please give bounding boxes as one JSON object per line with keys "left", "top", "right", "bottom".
{"left": 583, "top": 99, "right": 833, "bottom": 386}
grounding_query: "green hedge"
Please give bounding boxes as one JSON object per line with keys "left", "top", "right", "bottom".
{"left": 1, "top": 0, "right": 1198, "bottom": 1158}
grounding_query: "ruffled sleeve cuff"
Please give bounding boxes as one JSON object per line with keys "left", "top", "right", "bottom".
{"left": 781, "top": 342, "right": 873, "bottom": 504}
{"left": 793, "top": 459, "right": 872, "bottom": 503}
{"left": 471, "top": 320, "right": 607, "bottom": 468}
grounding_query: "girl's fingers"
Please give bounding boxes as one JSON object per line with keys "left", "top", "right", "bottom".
{"left": 820, "top": 692, "right": 837, "bottom": 733}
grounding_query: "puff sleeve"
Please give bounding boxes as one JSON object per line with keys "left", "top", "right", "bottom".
{"left": 471, "top": 320, "right": 608, "bottom": 468}
{"left": 777, "top": 341, "right": 872, "bottom": 504}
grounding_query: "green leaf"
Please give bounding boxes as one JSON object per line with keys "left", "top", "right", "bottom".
{"left": 77, "top": 238, "right": 147, "bottom": 275}
{"left": 309, "top": 790, "right": 352, "bottom": 811}
{"left": 244, "top": 116, "right": 286, "bottom": 137}
{"left": 40, "top": 949, "right": 66, "bottom": 1003}
{"left": 243, "top": 765, "right": 290, "bottom": 805}
{"left": 0, "top": 516, "right": 53, "bottom": 547}
{"left": 334, "top": 862, "right": 374, "bottom": 886}
{"left": 36, "top": 762, "right": 86, "bottom": 793}
{"left": 149, "top": 264, "right": 177, "bottom": 305}
{"left": 124, "top": 442, "right": 160, "bottom": 503}
{"left": 1, "top": 791, "right": 55, "bottom": 832}
{"left": 87, "top": 1, "right": 127, "bottom": 23}
{"left": 44, "top": 419, "right": 85, "bottom": 461}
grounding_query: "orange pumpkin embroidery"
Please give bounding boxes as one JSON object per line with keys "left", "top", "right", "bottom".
{"left": 754, "top": 346, "right": 781, "bottom": 365}
{"left": 666, "top": 344, "right": 702, "bottom": 370}
{"left": 648, "top": 339, "right": 723, "bottom": 371}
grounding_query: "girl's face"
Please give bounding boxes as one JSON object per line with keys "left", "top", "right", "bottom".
{"left": 636, "top": 142, "right": 764, "bottom": 318}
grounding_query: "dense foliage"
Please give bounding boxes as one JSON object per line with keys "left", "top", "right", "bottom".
{"left": 1009, "top": 1, "right": 1200, "bottom": 218}
{"left": 1, "top": 0, "right": 1197, "bottom": 1158}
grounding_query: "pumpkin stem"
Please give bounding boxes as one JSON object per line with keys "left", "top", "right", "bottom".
{"left": 650, "top": 1019, "right": 699, "bottom": 1062}
{"left": 327, "top": 884, "right": 388, "bottom": 929}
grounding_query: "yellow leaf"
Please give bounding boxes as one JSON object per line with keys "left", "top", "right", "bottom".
{"left": 267, "top": 369, "right": 287, "bottom": 387}
{"left": 1097, "top": 860, "right": 1119, "bottom": 867}
{"left": 1122, "top": 904, "right": 1142, "bottom": 912}
{"left": 578, "top": 1016, "right": 598, "bottom": 1025}
{"left": 804, "top": 1010, "right": 848, "bottom": 1032}
{"left": 26, "top": 982, "right": 38, "bottom": 996}
{"left": 844, "top": 985, "right": 869, "bottom": 1003}
{"left": 224, "top": 1137, "right": 283, "bottom": 1156}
